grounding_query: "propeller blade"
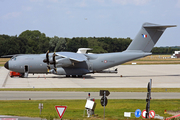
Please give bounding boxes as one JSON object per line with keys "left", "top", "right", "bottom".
{"left": 47, "top": 65, "right": 50, "bottom": 72}
{"left": 54, "top": 68, "right": 57, "bottom": 73}
{"left": 46, "top": 50, "right": 49, "bottom": 65}
{"left": 43, "top": 50, "right": 51, "bottom": 72}
{"left": 53, "top": 52, "right": 57, "bottom": 73}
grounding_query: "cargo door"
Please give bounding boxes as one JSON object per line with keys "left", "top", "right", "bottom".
{"left": 24, "top": 65, "right": 29, "bottom": 77}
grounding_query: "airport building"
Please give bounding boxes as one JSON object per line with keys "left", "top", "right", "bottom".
{"left": 171, "top": 51, "right": 180, "bottom": 58}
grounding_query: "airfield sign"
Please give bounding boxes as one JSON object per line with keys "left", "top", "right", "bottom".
{"left": 142, "top": 110, "right": 147, "bottom": 118}
{"left": 135, "top": 109, "right": 141, "bottom": 118}
{"left": 149, "top": 110, "right": 155, "bottom": 118}
{"left": 142, "top": 109, "right": 155, "bottom": 118}
{"left": 55, "top": 106, "right": 67, "bottom": 119}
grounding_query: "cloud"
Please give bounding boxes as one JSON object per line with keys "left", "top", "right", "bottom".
{"left": 177, "top": 0, "right": 180, "bottom": 7}
{"left": 22, "top": 6, "right": 32, "bottom": 11}
{"left": 48, "top": 0, "right": 58, "bottom": 3}
{"left": 30, "top": 0, "right": 44, "bottom": 2}
{"left": 112, "top": 0, "right": 151, "bottom": 5}
{"left": 96, "top": 0, "right": 105, "bottom": 4}
{"left": 30, "top": 0, "right": 60, "bottom": 3}
{"left": 79, "top": 0, "right": 87, "bottom": 7}
{"left": 1, "top": 12, "right": 21, "bottom": 20}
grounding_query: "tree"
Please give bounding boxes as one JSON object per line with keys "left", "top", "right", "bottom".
{"left": 49, "top": 36, "right": 66, "bottom": 52}
{"left": 19, "top": 30, "right": 50, "bottom": 54}
{"left": 0, "top": 36, "right": 7, "bottom": 56}
{"left": 54, "top": 37, "right": 66, "bottom": 52}
{"left": 66, "top": 37, "right": 88, "bottom": 52}
{"left": 167, "top": 47, "right": 172, "bottom": 54}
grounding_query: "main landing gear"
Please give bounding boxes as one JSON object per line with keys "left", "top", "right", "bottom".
{"left": 66, "top": 75, "right": 83, "bottom": 78}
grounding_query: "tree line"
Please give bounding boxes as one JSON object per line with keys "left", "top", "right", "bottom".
{"left": 0, "top": 30, "right": 179, "bottom": 57}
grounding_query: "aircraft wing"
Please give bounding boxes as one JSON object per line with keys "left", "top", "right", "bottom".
{"left": 1, "top": 54, "right": 24, "bottom": 58}
{"left": 56, "top": 52, "right": 87, "bottom": 62}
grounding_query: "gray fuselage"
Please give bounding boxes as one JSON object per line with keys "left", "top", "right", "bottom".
{"left": 6, "top": 51, "right": 150, "bottom": 75}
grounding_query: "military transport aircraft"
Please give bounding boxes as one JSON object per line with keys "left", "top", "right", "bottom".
{"left": 3, "top": 23, "right": 176, "bottom": 77}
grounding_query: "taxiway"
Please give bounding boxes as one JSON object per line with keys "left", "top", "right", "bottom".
{"left": 0, "top": 91, "right": 180, "bottom": 100}
{"left": 0, "top": 64, "right": 180, "bottom": 88}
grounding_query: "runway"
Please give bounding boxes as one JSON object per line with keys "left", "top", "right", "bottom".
{"left": 0, "top": 91, "right": 180, "bottom": 100}
{"left": 1, "top": 64, "right": 180, "bottom": 88}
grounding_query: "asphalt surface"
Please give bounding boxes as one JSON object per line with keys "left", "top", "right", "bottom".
{"left": 1, "top": 65, "right": 180, "bottom": 88}
{"left": 0, "top": 91, "right": 180, "bottom": 100}
{"left": 0, "top": 65, "right": 180, "bottom": 100}
{"left": 0, "top": 115, "right": 44, "bottom": 120}
{"left": 1, "top": 65, "right": 180, "bottom": 100}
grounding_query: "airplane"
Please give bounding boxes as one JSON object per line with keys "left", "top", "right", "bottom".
{"left": 3, "top": 22, "right": 176, "bottom": 78}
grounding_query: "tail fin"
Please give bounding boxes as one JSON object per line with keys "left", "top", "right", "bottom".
{"left": 126, "top": 22, "right": 176, "bottom": 52}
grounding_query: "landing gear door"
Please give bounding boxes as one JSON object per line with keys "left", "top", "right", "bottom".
{"left": 24, "top": 65, "right": 29, "bottom": 78}
{"left": 88, "top": 63, "right": 93, "bottom": 72}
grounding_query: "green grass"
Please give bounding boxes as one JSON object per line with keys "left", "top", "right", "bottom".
{"left": 0, "top": 99, "right": 179, "bottom": 120}
{"left": 0, "top": 88, "right": 180, "bottom": 92}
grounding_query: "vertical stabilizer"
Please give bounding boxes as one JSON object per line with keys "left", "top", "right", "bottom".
{"left": 126, "top": 23, "right": 176, "bottom": 52}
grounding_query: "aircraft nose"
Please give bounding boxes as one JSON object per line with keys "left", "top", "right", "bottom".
{"left": 4, "top": 61, "right": 9, "bottom": 69}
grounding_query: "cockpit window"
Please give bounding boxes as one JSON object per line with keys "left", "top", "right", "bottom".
{"left": 11, "top": 56, "right": 17, "bottom": 61}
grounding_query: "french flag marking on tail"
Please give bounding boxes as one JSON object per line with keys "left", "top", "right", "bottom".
{"left": 142, "top": 34, "right": 147, "bottom": 38}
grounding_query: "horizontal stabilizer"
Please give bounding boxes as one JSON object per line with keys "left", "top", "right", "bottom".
{"left": 143, "top": 23, "right": 177, "bottom": 28}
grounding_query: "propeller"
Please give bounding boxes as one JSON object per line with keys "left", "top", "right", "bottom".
{"left": 43, "top": 51, "right": 60, "bottom": 73}
{"left": 53, "top": 52, "right": 57, "bottom": 73}
{"left": 43, "top": 50, "right": 51, "bottom": 72}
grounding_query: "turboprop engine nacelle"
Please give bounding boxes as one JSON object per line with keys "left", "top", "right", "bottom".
{"left": 49, "top": 56, "right": 62, "bottom": 64}
{"left": 56, "top": 58, "right": 72, "bottom": 67}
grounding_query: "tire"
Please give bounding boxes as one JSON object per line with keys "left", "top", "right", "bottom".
{"left": 78, "top": 75, "right": 83, "bottom": 78}
{"left": 20, "top": 73, "right": 25, "bottom": 78}
{"left": 66, "top": 75, "right": 70, "bottom": 77}
{"left": 72, "top": 75, "right": 76, "bottom": 77}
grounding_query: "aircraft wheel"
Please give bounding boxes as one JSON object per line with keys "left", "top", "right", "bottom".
{"left": 78, "top": 75, "right": 82, "bottom": 78}
{"left": 72, "top": 75, "right": 76, "bottom": 77}
{"left": 66, "top": 75, "right": 69, "bottom": 77}
{"left": 20, "top": 73, "right": 25, "bottom": 78}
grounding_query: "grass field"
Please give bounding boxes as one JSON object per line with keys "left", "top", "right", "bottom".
{"left": 123, "top": 55, "right": 180, "bottom": 65}
{"left": 0, "top": 58, "right": 10, "bottom": 66}
{"left": 0, "top": 99, "right": 179, "bottom": 120}
{"left": 1, "top": 88, "right": 180, "bottom": 92}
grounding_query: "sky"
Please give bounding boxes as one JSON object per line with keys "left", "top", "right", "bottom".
{"left": 0, "top": 0, "right": 180, "bottom": 47}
